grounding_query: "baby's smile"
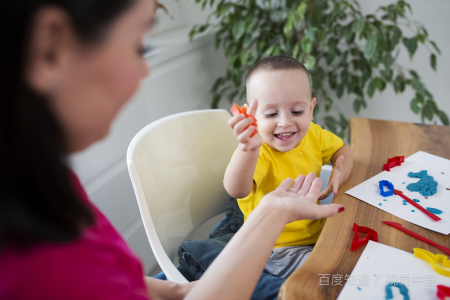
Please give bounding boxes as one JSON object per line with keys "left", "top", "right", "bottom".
{"left": 274, "top": 131, "right": 297, "bottom": 143}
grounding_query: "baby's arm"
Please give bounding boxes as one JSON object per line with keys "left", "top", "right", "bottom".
{"left": 224, "top": 100, "right": 263, "bottom": 199}
{"left": 319, "top": 143, "right": 353, "bottom": 200}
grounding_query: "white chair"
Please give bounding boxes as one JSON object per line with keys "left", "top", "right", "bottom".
{"left": 127, "top": 109, "right": 238, "bottom": 283}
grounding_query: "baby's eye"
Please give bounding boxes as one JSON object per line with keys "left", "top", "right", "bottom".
{"left": 265, "top": 113, "right": 278, "bottom": 118}
{"left": 292, "top": 111, "right": 304, "bottom": 116}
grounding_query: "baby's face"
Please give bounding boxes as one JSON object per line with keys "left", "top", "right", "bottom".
{"left": 247, "top": 69, "right": 315, "bottom": 152}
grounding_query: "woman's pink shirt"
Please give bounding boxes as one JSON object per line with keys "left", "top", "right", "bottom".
{"left": 0, "top": 172, "right": 150, "bottom": 300}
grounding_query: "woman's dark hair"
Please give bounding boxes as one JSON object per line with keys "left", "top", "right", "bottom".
{"left": 0, "top": 0, "right": 136, "bottom": 249}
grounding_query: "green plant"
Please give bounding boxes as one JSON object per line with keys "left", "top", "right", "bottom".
{"left": 189, "top": 0, "right": 448, "bottom": 137}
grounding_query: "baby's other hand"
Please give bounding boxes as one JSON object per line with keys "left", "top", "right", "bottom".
{"left": 319, "top": 155, "right": 346, "bottom": 200}
{"left": 228, "top": 99, "right": 263, "bottom": 151}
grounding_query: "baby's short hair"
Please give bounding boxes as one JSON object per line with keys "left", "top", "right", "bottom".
{"left": 246, "top": 55, "right": 312, "bottom": 97}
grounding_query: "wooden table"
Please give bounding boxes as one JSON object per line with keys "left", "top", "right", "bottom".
{"left": 278, "top": 117, "right": 450, "bottom": 300}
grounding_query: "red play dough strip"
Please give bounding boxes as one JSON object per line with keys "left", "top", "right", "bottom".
{"left": 393, "top": 189, "right": 441, "bottom": 221}
{"left": 350, "top": 223, "right": 378, "bottom": 251}
{"left": 230, "top": 103, "right": 258, "bottom": 137}
{"left": 383, "top": 156, "right": 405, "bottom": 172}
{"left": 437, "top": 285, "right": 450, "bottom": 300}
{"left": 383, "top": 221, "right": 450, "bottom": 256}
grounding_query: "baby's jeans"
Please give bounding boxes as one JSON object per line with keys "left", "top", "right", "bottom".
{"left": 264, "top": 245, "right": 315, "bottom": 279}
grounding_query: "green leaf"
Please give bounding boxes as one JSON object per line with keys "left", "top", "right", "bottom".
{"left": 416, "top": 34, "right": 426, "bottom": 43}
{"left": 303, "top": 55, "right": 316, "bottom": 70}
{"left": 430, "top": 54, "right": 437, "bottom": 71}
{"left": 422, "top": 101, "right": 433, "bottom": 121}
{"left": 189, "top": 26, "right": 197, "bottom": 41}
{"left": 265, "top": 45, "right": 275, "bottom": 56}
{"left": 292, "top": 42, "right": 300, "bottom": 59}
{"left": 325, "top": 116, "right": 337, "bottom": 134}
{"left": 301, "top": 38, "right": 312, "bottom": 54}
{"left": 337, "top": 85, "right": 344, "bottom": 98}
{"left": 439, "top": 110, "right": 449, "bottom": 125}
{"left": 410, "top": 98, "right": 420, "bottom": 114}
{"left": 219, "top": 3, "right": 233, "bottom": 15}
{"left": 228, "top": 90, "right": 239, "bottom": 103}
{"left": 352, "top": 20, "right": 364, "bottom": 33}
{"left": 409, "top": 70, "right": 420, "bottom": 79}
{"left": 391, "top": 27, "right": 402, "bottom": 46}
{"left": 326, "top": 52, "right": 335, "bottom": 65}
{"left": 364, "top": 38, "right": 377, "bottom": 59}
{"left": 416, "top": 93, "right": 424, "bottom": 104}
{"left": 393, "top": 75, "right": 405, "bottom": 93}
{"left": 384, "top": 53, "right": 394, "bottom": 69}
{"left": 411, "top": 79, "right": 425, "bottom": 92}
{"left": 211, "top": 93, "right": 221, "bottom": 109}
{"left": 353, "top": 99, "right": 361, "bottom": 113}
{"left": 380, "top": 69, "right": 393, "bottom": 82}
{"left": 429, "top": 40, "right": 441, "bottom": 55}
{"left": 403, "top": 37, "right": 418, "bottom": 57}
{"left": 329, "top": 74, "right": 337, "bottom": 89}
{"left": 240, "top": 52, "right": 250, "bottom": 65}
{"left": 283, "top": 12, "right": 295, "bottom": 38}
{"left": 373, "top": 77, "right": 382, "bottom": 89}
{"left": 232, "top": 20, "right": 246, "bottom": 40}
{"left": 367, "top": 80, "right": 375, "bottom": 98}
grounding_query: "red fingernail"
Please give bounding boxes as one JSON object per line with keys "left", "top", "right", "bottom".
{"left": 338, "top": 207, "right": 345, "bottom": 213}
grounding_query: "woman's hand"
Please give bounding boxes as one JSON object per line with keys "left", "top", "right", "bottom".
{"left": 145, "top": 277, "right": 197, "bottom": 300}
{"left": 228, "top": 99, "right": 263, "bottom": 152}
{"left": 262, "top": 173, "right": 344, "bottom": 224}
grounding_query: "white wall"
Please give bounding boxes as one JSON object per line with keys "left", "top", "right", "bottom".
{"left": 324, "top": 0, "right": 450, "bottom": 125}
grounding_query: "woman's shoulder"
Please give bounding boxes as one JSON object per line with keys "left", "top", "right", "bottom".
{"left": 0, "top": 210, "right": 148, "bottom": 300}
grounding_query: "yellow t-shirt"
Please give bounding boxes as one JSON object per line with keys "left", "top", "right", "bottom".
{"left": 237, "top": 122, "right": 343, "bottom": 248}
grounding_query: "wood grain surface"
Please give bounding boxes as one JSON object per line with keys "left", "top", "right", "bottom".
{"left": 278, "top": 117, "right": 450, "bottom": 300}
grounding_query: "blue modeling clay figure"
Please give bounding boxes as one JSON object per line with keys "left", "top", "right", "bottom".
{"left": 407, "top": 170, "right": 438, "bottom": 196}
{"left": 408, "top": 170, "right": 427, "bottom": 178}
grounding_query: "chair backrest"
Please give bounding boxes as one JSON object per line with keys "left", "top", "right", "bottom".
{"left": 127, "top": 109, "right": 237, "bottom": 283}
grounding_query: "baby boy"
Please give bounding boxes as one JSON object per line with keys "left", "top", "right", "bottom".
{"left": 224, "top": 55, "right": 353, "bottom": 278}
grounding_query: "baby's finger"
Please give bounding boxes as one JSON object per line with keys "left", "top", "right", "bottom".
{"left": 248, "top": 99, "right": 258, "bottom": 117}
{"left": 228, "top": 114, "right": 245, "bottom": 129}
{"left": 237, "top": 125, "right": 255, "bottom": 144}
{"left": 297, "top": 173, "right": 317, "bottom": 196}
{"left": 233, "top": 118, "right": 254, "bottom": 135}
{"left": 318, "top": 185, "right": 333, "bottom": 200}
{"left": 333, "top": 181, "right": 340, "bottom": 194}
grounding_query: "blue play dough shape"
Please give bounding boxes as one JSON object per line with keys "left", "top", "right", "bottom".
{"left": 357, "top": 287, "right": 361, "bottom": 291}
{"left": 413, "top": 199, "right": 420, "bottom": 202}
{"left": 426, "top": 207, "right": 443, "bottom": 215}
{"left": 379, "top": 180, "right": 394, "bottom": 197}
{"left": 411, "top": 210, "right": 415, "bottom": 212}
{"left": 407, "top": 174, "right": 438, "bottom": 196}
{"left": 379, "top": 203, "right": 382, "bottom": 206}
{"left": 385, "top": 282, "right": 410, "bottom": 300}
{"left": 408, "top": 170, "right": 427, "bottom": 178}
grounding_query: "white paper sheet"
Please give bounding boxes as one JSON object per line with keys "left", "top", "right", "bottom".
{"left": 345, "top": 151, "right": 450, "bottom": 234}
{"left": 337, "top": 241, "right": 450, "bottom": 300}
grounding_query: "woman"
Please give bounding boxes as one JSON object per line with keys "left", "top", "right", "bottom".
{"left": 0, "top": 0, "right": 344, "bottom": 299}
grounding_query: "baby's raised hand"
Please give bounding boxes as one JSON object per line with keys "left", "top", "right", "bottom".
{"left": 319, "top": 155, "right": 346, "bottom": 200}
{"left": 228, "top": 99, "right": 263, "bottom": 151}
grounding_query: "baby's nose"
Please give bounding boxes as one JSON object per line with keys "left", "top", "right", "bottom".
{"left": 277, "top": 116, "right": 293, "bottom": 127}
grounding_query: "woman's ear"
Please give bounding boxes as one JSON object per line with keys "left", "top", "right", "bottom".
{"left": 26, "top": 7, "right": 74, "bottom": 96}
{"left": 310, "top": 97, "right": 317, "bottom": 120}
